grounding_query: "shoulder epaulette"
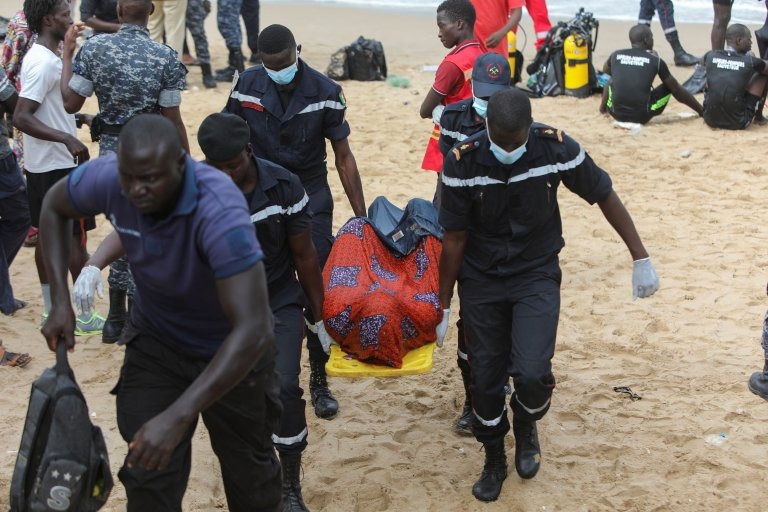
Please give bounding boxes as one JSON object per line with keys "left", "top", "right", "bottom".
{"left": 535, "top": 126, "right": 564, "bottom": 143}
{"left": 451, "top": 139, "right": 480, "bottom": 161}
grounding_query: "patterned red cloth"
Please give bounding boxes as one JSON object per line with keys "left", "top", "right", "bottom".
{"left": 322, "top": 218, "right": 443, "bottom": 368}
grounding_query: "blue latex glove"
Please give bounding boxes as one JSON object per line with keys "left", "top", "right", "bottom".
{"left": 435, "top": 309, "right": 450, "bottom": 347}
{"left": 632, "top": 257, "right": 659, "bottom": 300}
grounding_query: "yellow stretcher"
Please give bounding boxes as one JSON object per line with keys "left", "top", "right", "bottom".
{"left": 325, "top": 342, "right": 437, "bottom": 378}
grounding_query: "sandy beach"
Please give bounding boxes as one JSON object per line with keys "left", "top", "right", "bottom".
{"left": 2, "top": 2, "right": 768, "bottom": 510}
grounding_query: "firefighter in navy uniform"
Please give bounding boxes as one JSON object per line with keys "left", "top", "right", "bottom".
{"left": 198, "top": 113, "right": 333, "bottom": 512}
{"left": 436, "top": 88, "right": 660, "bottom": 503}
{"left": 703, "top": 23, "right": 768, "bottom": 130}
{"left": 600, "top": 24, "right": 702, "bottom": 124}
{"left": 437, "top": 51, "right": 510, "bottom": 436}
{"left": 438, "top": 52, "right": 511, "bottom": 160}
{"left": 224, "top": 24, "right": 366, "bottom": 421}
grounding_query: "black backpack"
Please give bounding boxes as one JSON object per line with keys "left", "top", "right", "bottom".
{"left": 10, "top": 342, "right": 113, "bottom": 511}
{"left": 326, "top": 36, "right": 387, "bottom": 82}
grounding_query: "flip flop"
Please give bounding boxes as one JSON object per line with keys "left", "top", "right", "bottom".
{"left": 0, "top": 343, "right": 32, "bottom": 368}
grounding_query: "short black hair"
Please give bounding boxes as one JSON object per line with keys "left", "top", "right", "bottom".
{"left": 24, "top": 0, "right": 60, "bottom": 34}
{"left": 437, "top": 0, "right": 476, "bottom": 29}
{"left": 629, "top": 24, "right": 652, "bottom": 45}
{"left": 118, "top": 114, "right": 181, "bottom": 160}
{"left": 486, "top": 89, "right": 533, "bottom": 133}
{"left": 258, "top": 24, "right": 296, "bottom": 55}
{"left": 726, "top": 23, "right": 750, "bottom": 44}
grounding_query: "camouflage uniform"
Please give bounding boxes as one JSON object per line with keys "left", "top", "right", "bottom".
{"left": 185, "top": 0, "right": 210, "bottom": 65}
{"left": 69, "top": 23, "right": 187, "bottom": 296}
{"left": 217, "top": 0, "right": 243, "bottom": 49}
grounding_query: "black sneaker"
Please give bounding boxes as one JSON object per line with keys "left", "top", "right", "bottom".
{"left": 513, "top": 419, "right": 541, "bottom": 479}
{"left": 748, "top": 371, "right": 768, "bottom": 401}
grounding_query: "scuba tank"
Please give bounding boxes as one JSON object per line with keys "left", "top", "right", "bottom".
{"left": 563, "top": 33, "right": 590, "bottom": 97}
{"left": 507, "top": 30, "right": 516, "bottom": 79}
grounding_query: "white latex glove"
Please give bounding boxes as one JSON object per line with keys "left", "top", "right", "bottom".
{"left": 632, "top": 257, "right": 659, "bottom": 300}
{"left": 435, "top": 308, "right": 450, "bottom": 348}
{"left": 432, "top": 104, "right": 445, "bottom": 125}
{"left": 306, "top": 318, "right": 335, "bottom": 355}
{"left": 72, "top": 265, "right": 103, "bottom": 316}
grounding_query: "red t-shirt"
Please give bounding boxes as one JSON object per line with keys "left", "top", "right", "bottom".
{"left": 431, "top": 39, "right": 481, "bottom": 99}
{"left": 471, "top": 0, "right": 525, "bottom": 56}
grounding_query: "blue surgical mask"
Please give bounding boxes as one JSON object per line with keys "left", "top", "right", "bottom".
{"left": 265, "top": 50, "right": 299, "bottom": 85}
{"left": 472, "top": 95, "right": 488, "bottom": 118}
{"left": 487, "top": 123, "right": 527, "bottom": 165}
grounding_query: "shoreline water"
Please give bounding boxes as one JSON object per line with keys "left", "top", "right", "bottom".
{"left": 261, "top": 0, "right": 768, "bottom": 24}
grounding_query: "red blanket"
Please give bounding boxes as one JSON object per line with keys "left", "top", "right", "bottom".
{"left": 322, "top": 218, "right": 443, "bottom": 368}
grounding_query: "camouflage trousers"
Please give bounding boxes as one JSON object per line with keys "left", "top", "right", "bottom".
{"left": 108, "top": 256, "right": 135, "bottom": 297}
{"left": 186, "top": 0, "right": 210, "bottom": 64}
{"left": 217, "top": 0, "right": 243, "bottom": 48}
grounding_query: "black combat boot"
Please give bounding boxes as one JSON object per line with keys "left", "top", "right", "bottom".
{"left": 748, "top": 359, "right": 768, "bottom": 401}
{"left": 200, "top": 63, "right": 217, "bottom": 89}
{"left": 671, "top": 38, "right": 698, "bottom": 66}
{"left": 309, "top": 360, "right": 338, "bottom": 419}
{"left": 280, "top": 453, "right": 309, "bottom": 512}
{"left": 513, "top": 417, "right": 541, "bottom": 479}
{"left": 214, "top": 47, "right": 245, "bottom": 82}
{"left": 102, "top": 288, "right": 126, "bottom": 344}
{"left": 471, "top": 438, "right": 508, "bottom": 502}
{"left": 455, "top": 361, "right": 473, "bottom": 435}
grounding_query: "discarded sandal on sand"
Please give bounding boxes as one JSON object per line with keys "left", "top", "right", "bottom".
{"left": 0, "top": 342, "right": 32, "bottom": 368}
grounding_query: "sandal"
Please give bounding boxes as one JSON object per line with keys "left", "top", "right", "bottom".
{"left": 0, "top": 342, "right": 32, "bottom": 368}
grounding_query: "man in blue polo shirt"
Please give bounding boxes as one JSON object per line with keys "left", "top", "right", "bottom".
{"left": 224, "top": 23, "right": 366, "bottom": 420}
{"left": 39, "top": 114, "right": 281, "bottom": 511}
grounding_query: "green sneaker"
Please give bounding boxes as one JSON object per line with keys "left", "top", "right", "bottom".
{"left": 75, "top": 312, "right": 106, "bottom": 336}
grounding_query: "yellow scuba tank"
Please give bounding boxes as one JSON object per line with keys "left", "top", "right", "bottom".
{"left": 507, "top": 30, "right": 516, "bottom": 76}
{"left": 563, "top": 33, "right": 590, "bottom": 97}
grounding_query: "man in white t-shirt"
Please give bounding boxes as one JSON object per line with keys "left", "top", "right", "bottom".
{"left": 14, "top": 0, "right": 103, "bottom": 334}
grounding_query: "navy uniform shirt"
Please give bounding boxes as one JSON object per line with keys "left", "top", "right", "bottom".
{"left": 248, "top": 156, "right": 312, "bottom": 309}
{"left": 438, "top": 98, "right": 484, "bottom": 157}
{"left": 224, "top": 60, "right": 350, "bottom": 182}
{"left": 440, "top": 123, "right": 613, "bottom": 278}
{"left": 69, "top": 24, "right": 187, "bottom": 154}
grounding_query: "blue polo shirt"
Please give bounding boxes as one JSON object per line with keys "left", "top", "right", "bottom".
{"left": 67, "top": 153, "right": 264, "bottom": 358}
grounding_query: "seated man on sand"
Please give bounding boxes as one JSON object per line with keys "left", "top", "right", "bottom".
{"left": 702, "top": 23, "right": 768, "bottom": 129}
{"left": 600, "top": 24, "right": 702, "bottom": 124}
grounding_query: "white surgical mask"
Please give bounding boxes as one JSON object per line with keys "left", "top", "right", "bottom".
{"left": 265, "top": 50, "right": 299, "bottom": 85}
{"left": 486, "top": 122, "right": 527, "bottom": 165}
{"left": 472, "top": 95, "right": 489, "bottom": 118}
